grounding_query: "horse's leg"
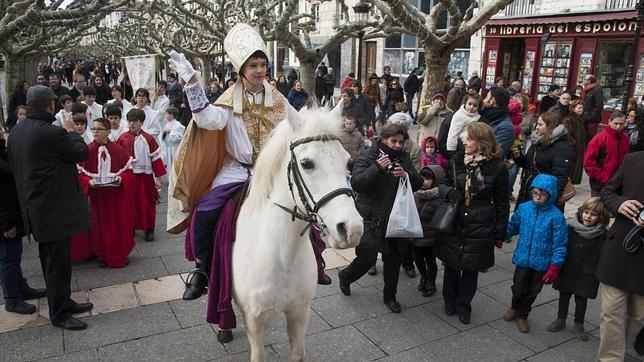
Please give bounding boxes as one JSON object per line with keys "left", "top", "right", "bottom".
{"left": 244, "top": 313, "right": 268, "bottom": 362}
{"left": 285, "top": 304, "right": 311, "bottom": 362}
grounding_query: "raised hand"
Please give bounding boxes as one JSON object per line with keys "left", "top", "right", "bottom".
{"left": 168, "top": 51, "right": 197, "bottom": 84}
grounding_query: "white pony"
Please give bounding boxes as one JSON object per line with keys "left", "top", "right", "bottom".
{"left": 232, "top": 105, "right": 363, "bottom": 361}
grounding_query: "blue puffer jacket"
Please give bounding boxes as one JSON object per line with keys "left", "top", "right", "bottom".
{"left": 507, "top": 174, "right": 568, "bottom": 271}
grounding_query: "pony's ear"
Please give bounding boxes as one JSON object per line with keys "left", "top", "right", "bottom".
{"left": 328, "top": 98, "right": 344, "bottom": 128}
{"left": 286, "top": 104, "right": 303, "bottom": 133}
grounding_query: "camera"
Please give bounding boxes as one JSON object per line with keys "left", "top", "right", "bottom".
{"left": 386, "top": 162, "right": 400, "bottom": 173}
{"left": 640, "top": 208, "right": 644, "bottom": 221}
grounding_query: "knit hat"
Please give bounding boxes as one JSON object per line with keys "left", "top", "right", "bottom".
{"left": 432, "top": 90, "right": 446, "bottom": 101}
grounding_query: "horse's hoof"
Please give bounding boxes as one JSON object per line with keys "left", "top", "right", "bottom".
{"left": 217, "top": 330, "right": 233, "bottom": 343}
{"left": 317, "top": 274, "right": 332, "bottom": 285}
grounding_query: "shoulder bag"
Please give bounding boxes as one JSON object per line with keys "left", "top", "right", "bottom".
{"left": 428, "top": 161, "right": 459, "bottom": 233}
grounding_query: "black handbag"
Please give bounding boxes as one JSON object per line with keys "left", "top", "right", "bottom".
{"left": 428, "top": 161, "right": 459, "bottom": 234}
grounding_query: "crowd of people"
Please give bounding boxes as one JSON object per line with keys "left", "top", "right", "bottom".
{"left": 1, "top": 36, "right": 643, "bottom": 360}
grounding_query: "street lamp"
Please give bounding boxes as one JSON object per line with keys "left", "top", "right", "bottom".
{"left": 353, "top": 1, "right": 370, "bottom": 83}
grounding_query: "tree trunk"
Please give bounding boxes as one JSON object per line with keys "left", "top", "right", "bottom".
{"left": 299, "top": 61, "right": 318, "bottom": 99}
{"left": 419, "top": 46, "right": 451, "bottom": 111}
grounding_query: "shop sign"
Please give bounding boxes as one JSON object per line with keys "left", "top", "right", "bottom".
{"left": 487, "top": 20, "right": 637, "bottom": 37}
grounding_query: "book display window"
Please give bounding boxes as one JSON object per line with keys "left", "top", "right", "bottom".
{"left": 537, "top": 41, "right": 572, "bottom": 99}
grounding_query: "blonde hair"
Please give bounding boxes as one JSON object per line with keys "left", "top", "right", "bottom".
{"left": 466, "top": 122, "right": 502, "bottom": 158}
{"left": 577, "top": 197, "right": 610, "bottom": 226}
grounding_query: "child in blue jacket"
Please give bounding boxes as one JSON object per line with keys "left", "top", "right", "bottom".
{"left": 502, "top": 173, "right": 569, "bottom": 333}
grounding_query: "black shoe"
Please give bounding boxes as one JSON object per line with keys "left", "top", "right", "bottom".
{"left": 217, "top": 329, "right": 233, "bottom": 343}
{"left": 339, "top": 271, "right": 351, "bottom": 296}
{"left": 53, "top": 317, "right": 87, "bottom": 331}
{"left": 22, "top": 287, "right": 47, "bottom": 300}
{"left": 417, "top": 276, "right": 427, "bottom": 291}
{"left": 426, "top": 282, "right": 437, "bottom": 297}
{"left": 479, "top": 268, "right": 488, "bottom": 273}
{"left": 458, "top": 313, "right": 471, "bottom": 324}
{"left": 5, "top": 301, "right": 37, "bottom": 315}
{"left": 183, "top": 269, "right": 208, "bottom": 300}
{"left": 367, "top": 265, "right": 377, "bottom": 276}
{"left": 317, "top": 274, "right": 332, "bottom": 285}
{"left": 144, "top": 229, "right": 155, "bottom": 242}
{"left": 404, "top": 267, "right": 416, "bottom": 278}
{"left": 384, "top": 300, "right": 402, "bottom": 313}
{"left": 69, "top": 302, "right": 93, "bottom": 314}
{"left": 444, "top": 303, "right": 455, "bottom": 316}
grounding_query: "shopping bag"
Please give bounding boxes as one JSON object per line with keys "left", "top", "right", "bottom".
{"left": 385, "top": 177, "right": 423, "bottom": 238}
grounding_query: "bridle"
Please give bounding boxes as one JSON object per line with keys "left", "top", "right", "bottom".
{"left": 272, "top": 134, "right": 354, "bottom": 236}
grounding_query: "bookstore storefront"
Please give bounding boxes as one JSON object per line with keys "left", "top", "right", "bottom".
{"left": 482, "top": 10, "right": 644, "bottom": 111}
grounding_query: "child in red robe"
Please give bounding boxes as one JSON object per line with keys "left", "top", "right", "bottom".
{"left": 77, "top": 118, "right": 135, "bottom": 268}
{"left": 117, "top": 108, "right": 166, "bottom": 241}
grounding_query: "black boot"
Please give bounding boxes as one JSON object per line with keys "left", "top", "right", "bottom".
{"left": 144, "top": 228, "right": 155, "bottom": 242}
{"left": 417, "top": 275, "right": 427, "bottom": 292}
{"left": 424, "top": 281, "right": 437, "bottom": 297}
{"left": 183, "top": 263, "right": 208, "bottom": 300}
{"left": 217, "top": 329, "right": 233, "bottom": 343}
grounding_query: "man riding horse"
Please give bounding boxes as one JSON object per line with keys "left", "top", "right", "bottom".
{"left": 166, "top": 23, "right": 330, "bottom": 343}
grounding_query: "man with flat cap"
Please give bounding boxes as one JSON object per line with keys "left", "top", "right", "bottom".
{"left": 8, "top": 85, "right": 94, "bottom": 330}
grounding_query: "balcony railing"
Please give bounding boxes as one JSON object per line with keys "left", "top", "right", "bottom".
{"left": 606, "top": 0, "right": 637, "bottom": 9}
{"left": 504, "top": 0, "right": 534, "bottom": 17}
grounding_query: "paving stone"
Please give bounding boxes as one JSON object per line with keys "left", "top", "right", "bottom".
{"left": 493, "top": 252, "right": 515, "bottom": 272}
{"left": 75, "top": 256, "right": 169, "bottom": 290}
{"left": 312, "top": 285, "right": 391, "bottom": 327}
{"left": 419, "top": 324, "right": 534, "bottom": 361}
{"left": 37, "top": 348, "right": 99, "bottom": 361}
{"left": 89, "top": 283, "right": 139, "bottom": 315}
{"left": 526, "top": 335, "right": 602, "bottom": 361}
{"left": 314, "top": 268, "right": 342, "bottom": 299}
{"left": 213, "top": 347, "right": 281, "bottom": 361}
{"left": 0, "top": 324, "right": 63, "bottom": 361}
{"left": 0, "top": 302, "right": 41, "bottom": 333}
{"left": 375, "top": 347, "right": 434, "bottom": 361}
{"left": 354, "top": 306, "right": 458, "bottom": 354}
{"left": 424, "top": 290, "right": 507, "bottom": 331}
{"left": 98, "top": 324, "right": 227, "bottom": 361}
{"left": 322, "top": 248, "right": 350, "bottom": 269}
{"left": 134, "top": 234, "right": 185, "bottom": 258}
{"left": 161, "top": 252, "right": 194, "bottom": 275}
{"left": 63, "top": 302, "right": 181, "bottom": 352}
{"left": 476, "top": 265, "right": 514, "bottom": 288}
{"left": 169, "top": 297, "right": 209, "bottom": 329}
{"left": 220, "top": 307, "right": 332, "bottom": 355}
{"left": 332, "top": 247, "right": 356, "bottom": 262}
{"left": 374, "top": 273, "right": 443, "bottom": 308}
{"left": 272, "top": 325, "right": 385, "bottom": 361}
{"left": 135, "top": 274, "right": 184, "bottom": 305}
{"left": 489, "top": 303, "right": 594, "bottom": 353}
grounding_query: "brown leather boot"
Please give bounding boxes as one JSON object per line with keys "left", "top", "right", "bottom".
{"left": 502, "top": 308, "right": 517, "bottom": 321}
{"left": 516, "top": 318, "right": 530, "bottom": 333}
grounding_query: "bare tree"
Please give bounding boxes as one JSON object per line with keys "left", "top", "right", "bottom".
{"left": 370, "top": 0, "right": 514, "bottom": 108}
{"left": 0, "top": 0, "right": 130, "bottom": 96}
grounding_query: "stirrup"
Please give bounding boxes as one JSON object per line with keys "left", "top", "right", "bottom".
{"left": 184, "top": 267, "right": 209, "bottom": 288}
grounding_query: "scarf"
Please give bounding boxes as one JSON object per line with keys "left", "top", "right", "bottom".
{"left": 132, "top": 133, "right": 153, "bottom": 174}
{"left": 581, "top": 83, "right": 598, "bottom": 100}
{"left": 378, "top": 139, "right": 403, "bottom": 160}
{"left": 536, "top": 124, "right": 567, "bottom": 146}
{"left": 567, "top": 213, "right": 606, "bottom": 239}
{"left": 463, "top": 153, "right": 488, "bottom": 205}
{"left": 626, "top": 124, "right": 640, "bottom": 146}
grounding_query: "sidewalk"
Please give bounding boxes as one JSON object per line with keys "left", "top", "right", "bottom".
{"left": 1, "top": 163, "right": 643, "bottom": 361}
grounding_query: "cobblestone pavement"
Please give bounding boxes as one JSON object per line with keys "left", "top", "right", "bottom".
{"left": 2, "top": 130, "right": 643, "bottom": 361}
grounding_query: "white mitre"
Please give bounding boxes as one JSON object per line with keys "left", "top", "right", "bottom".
{"left": 224, "top": 23, "right": 273, "bottom": 113}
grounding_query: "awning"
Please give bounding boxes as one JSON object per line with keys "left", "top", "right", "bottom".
{"left": 487, "top": 10, "right": 637, "bottom": 26}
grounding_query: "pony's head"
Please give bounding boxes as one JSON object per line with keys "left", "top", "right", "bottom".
{"left": 250, "top": 103, "right": 363, "bottom": 249}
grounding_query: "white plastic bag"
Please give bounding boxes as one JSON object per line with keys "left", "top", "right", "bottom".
{"left": 385, "top": 177, "right": 423, "bottom": 238}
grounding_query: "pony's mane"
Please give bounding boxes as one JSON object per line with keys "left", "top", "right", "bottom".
{"left": 246, "top": 107, "right": 343, "bottom": 208}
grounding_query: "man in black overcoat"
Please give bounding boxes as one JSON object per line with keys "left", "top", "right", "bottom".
{"left": 597, "top": 151, "right": 644, "bottom": 361}
{"left": 8, "top": 85, "right": 93, "bottom": 330}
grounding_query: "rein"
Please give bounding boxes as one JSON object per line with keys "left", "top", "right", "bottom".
{"left": 272, "top": 134, "right": 354, "bottom": 236}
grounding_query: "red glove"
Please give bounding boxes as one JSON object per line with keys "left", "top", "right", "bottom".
{"left": 495, "top": 239, "right": 503, "bottom": 249}
{"left": 542, "top": 265, "right": 562, "bottom": 284}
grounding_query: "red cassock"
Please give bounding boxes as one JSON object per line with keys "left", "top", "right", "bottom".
{"left": 76, "top": 140, "right": 136, "bottom": 268}
{"left": 70, "top": 174, "right": 93, "bottom": 262}
{"left": 117, "top": 131, "right": 166, "bottom": 231}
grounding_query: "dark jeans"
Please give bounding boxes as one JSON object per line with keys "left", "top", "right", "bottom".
{"left": 0, "top": 236, "right": 29, "bottom": 305}
{"left": 405, "top": 92, "right": 415, "bottom": 116}
{"left": 38, "top": 238, "right": 74, "bottom": 323}
{"left": 402, "top": 243, "right": 415, "bottom": 271}
{"left": 412, "top": 245, "right": 437, "bottom": 283}
{"left": 443, "top": 266, "right": 478, "bottom": 316}
{"left": 193, "top": 207, "right": 224, "bottom": 262}
{"left": 511, "top": 266, "right": 546, "bottom": 319}
{"left": 557, "top": 291, "right": 588, "bottom": 324}
{"left": 341, "top": 239, "right": 402, "bottom": 302}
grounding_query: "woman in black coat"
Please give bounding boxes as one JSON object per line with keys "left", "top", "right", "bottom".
{"left": 314, "top": 70, "right": 326, "bottom": 105}
{"left": 383, "top": 80, "right": 404, "bottom": 119}
{"left": 6, "top": 81, "right": 28, "bottom": 130}
{"left": 513, "top": 111, "right": 575, "bottom": 208}
{"left": 434, "top": 122, "right": 509, "bottom": 324}
{"left": 339, "top": 124, "right": 423, "bottom": 313}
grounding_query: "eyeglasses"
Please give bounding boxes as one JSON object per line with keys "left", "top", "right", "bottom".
{"left": 531, "top": 190, "right": 549, "bottom": 199}
{"left": 90, "top": 128, "right": 108, "bottom": 132}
